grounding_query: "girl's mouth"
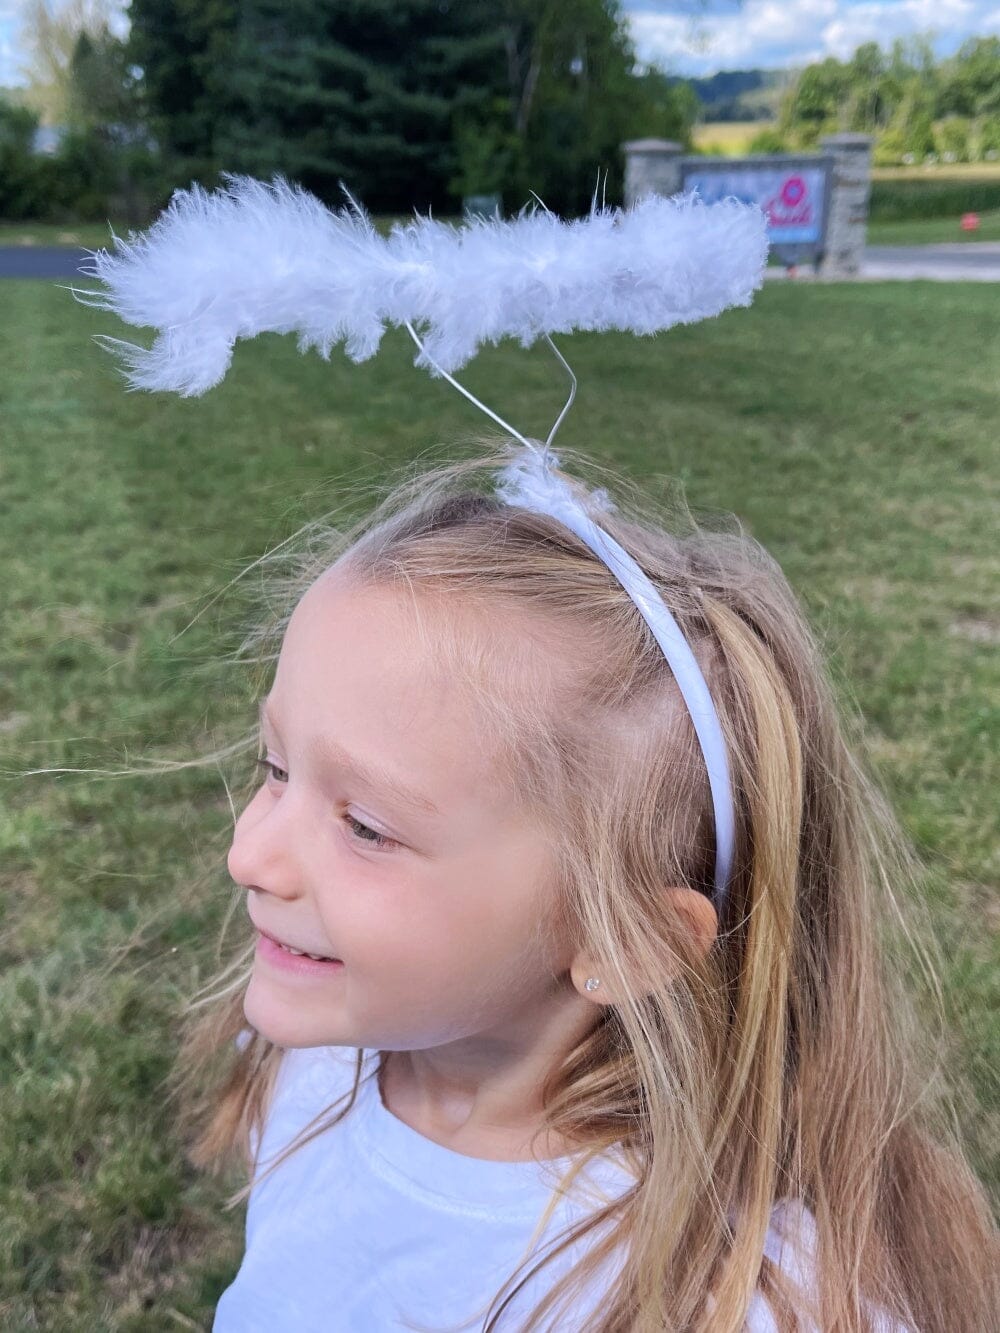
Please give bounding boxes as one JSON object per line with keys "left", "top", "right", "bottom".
{"left": 255, "top": 931, "right": 344, "bottom": 975}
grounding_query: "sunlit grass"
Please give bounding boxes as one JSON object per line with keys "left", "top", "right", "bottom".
{"left": 691, "top": 120, "right": 763, "bottom": 154}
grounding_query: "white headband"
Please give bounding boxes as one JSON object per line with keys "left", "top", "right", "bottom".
{"left": 398, "top": 322, "right": 737, "bottom": 909}
{"left": 73, "top": 173, "right": 768, "bottom": 910}
{"left": 494, "top": 442, "right": 736, "bottom": 905}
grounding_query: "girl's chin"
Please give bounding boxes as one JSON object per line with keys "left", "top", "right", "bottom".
{"left": 243, "top": 978, "right": 343, "bottom": 1048}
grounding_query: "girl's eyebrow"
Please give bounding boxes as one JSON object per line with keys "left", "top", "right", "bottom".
{"left": 257, "top": 697, "right": 441, "bottom": 817}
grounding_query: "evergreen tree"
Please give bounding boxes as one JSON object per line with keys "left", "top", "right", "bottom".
{"left": 126, "top": 0, "right": 237, "bottom": 173}
{"left": 126, "top": 0, "right": 697, "bottom": 215}
{"left": 215, "top": 0, "right": 506, "bottom": 212}
{"left": 67, "top": 26, "right": 142, "bottom": 132}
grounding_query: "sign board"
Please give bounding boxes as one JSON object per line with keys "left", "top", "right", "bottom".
{"left": 681, "top": 155, "right": 833, "bottom": 267}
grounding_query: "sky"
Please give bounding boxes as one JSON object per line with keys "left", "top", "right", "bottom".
{"left": 627, "top": 0, "right": 1000, "bottom": 75}
{"left": 1, "top": 0, "right": 998, "bottom": 90}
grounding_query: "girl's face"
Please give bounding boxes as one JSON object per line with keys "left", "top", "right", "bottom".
{"left": 228, "top": 567, "right": 577, "bottom": 1053}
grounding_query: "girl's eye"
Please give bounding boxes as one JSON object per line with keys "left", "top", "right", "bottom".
{"left": 343, "top": 813, "right": 396, "bottom": 851}
{"left": 253, "top": 757, "right": 396, "bottom": 852}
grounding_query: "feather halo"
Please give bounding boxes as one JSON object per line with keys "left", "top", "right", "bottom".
{"left": 74, "top": 173, "right": 769, "bottom": 397}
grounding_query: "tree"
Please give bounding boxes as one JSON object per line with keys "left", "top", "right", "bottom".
{"left": 125, "top": 0, "right": 697, "bottom": 215}
{"left": 629, "top": 66, "right": 698, "bottom": 145}
{"left": 843, "top": 42, "right": 901, "bottom": 132}
{"left": 893, "top": 90, "right": 936, "bottom": 160}
{"left": 204, "top": 0, "right": 507, "bottom": 212}
{"left": 747, "top": 128, "right": 789, "bottom": 155}
{"left": 496, "top": 0, "right": 695, "bottom": 214}
{"left": 936, "top": 116, "right": 971, "bottom": 162}
{"left": 15, "top": 0, "right": 126, "bottom": 124}
{"left": 66, "top": 26, "right": 142, "bottom": 132}
{"left": 774, "top": 33, "right": 1000, "bottom": 161}
{"left": 939, "top": 37, "right": 1000, "bottom": 117}
{"left": 784, "top": 57, "right": 853, "bottom": 141}
{"left": 125, "top": 0, "right": 237, "bottom": 174}
{"left": 0, "top": 97, "right": 43, "bottom": 217}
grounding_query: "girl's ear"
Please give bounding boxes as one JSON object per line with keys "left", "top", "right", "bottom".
{"left": 573, "top": 886, "right": 719, "bottom": 1007}
{"left": 662, "top": 885, "right": 719, "bottom": 959}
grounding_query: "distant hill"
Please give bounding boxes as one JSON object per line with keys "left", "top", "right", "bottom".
{"left": 669, "top": 68, "right": 796, "bottom": 122}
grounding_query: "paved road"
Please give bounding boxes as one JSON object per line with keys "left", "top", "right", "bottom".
{"left": 0, "top": 246, "right": 96, "bottom": 279}
{"left": 766, "top": 242, "right": 1000, "bottom": 282}
{"left": 862, "top": 242, "right": 1000, "bottom": 281}
{"left": 3, "top": 243, "right": 1000, "bottom": 282}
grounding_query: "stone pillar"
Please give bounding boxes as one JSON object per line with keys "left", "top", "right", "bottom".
{"left": 621, "top": 139, "right": 684, "bottom": 208}
{"left": 819, "top": 133, "right": 873, "bottom": 277}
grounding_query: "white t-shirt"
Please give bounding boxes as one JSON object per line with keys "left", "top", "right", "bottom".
{"left": 213, "top": 1042, "right": 904, "bottom": 1332}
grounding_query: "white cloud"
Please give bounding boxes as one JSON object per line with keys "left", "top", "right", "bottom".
{"left": 821, "top": 0, "right": 977, "bottom": 59}
{"left": 628, "top": 0, "right": 1000, "bottom": 74}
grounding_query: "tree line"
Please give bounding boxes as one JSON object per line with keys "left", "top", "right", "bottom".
{"left": 751, "top": 36, "right": 1000, "bottom": 166}
{"left": 4, "top": 5, "right": 997, "bottom": 226}
{"left": 1, "top": 0, "right": 697, "bottom": 223}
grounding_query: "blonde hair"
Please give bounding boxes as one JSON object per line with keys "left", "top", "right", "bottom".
{"left": 167, "top": 438, "right": 997, "bottom": 1331}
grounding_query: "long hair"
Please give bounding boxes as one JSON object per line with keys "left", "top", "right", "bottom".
{"left": 165, "top": 438, "right": 998, "bottom": 1331}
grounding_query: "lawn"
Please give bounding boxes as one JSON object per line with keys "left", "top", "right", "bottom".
{"left": 7, "top": 211, "right": 1000, "bottom": 254}
{"left": 0, "top": 222, "right": 124, "bottom": 249}
{"left": 871, "top": 162, "right": 1000, "bottom": 182}
{"left": 867, "top": 212, "right": 1000, "bottom": 245}
{"left": 1, "top": 278, "right": 997, "bottom": 1328}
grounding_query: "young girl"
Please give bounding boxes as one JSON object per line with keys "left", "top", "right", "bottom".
{"left": 171, "top": 440, "right": 998, "bottom": 1332}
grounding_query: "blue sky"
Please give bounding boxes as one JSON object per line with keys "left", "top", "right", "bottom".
{"left": 1, "top": 0, "right": 998, "bottom": 89}
{"left": 626, "top": 1, "right": 1000, "bottom": 75}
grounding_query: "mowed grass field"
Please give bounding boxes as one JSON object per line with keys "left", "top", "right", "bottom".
{"left": 692, "top": 120, "right": 763, "bottom": 154}
{"left": 6, "top": 170, "right": 1000, "bottom": 254}
{"left": 5, "top": 213, "right": 1000, "bottom": 253}
{"left": 1, "top": 278, "right": 998, "bottom": 1328}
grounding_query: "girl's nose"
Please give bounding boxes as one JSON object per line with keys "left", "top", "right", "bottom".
{"left": 227, "top": 797, "right": 302, "bottom": 901}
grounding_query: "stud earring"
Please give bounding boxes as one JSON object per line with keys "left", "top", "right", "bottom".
{"left": 584, "top": 978, "right": 601, "bottom": 992}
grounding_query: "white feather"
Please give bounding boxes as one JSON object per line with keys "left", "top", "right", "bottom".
{"left": 495, "top": 444, "right": 615, "bottom": 524}
{"left": 74, "top": 173, "right": 768, "bottom": 397}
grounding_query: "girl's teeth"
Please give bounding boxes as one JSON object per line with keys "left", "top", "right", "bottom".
{"left": 278, "top": 940, "right": 334, "bottom": 962}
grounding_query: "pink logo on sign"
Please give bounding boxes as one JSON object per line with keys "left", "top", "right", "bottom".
{"left": 764, "top": 173, "right": 813, "bottom": 228}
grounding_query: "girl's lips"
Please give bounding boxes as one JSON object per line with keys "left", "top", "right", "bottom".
{"left": 255, "top": 931, "right": 344, "bottom": 976}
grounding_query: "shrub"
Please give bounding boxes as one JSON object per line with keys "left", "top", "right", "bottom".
{"left": 936, "top": 117, "right": 972, "bottom": 163}
{"left": 0, "top": 98, "right": 45, "bottom": 220}
{"left": 747, "top": 128, "right": 790, "bottom": 155}
{"left": 873, "top": 128, "right": 908, "bottom": 167}
{"left": 976, "top": 115, "right": 1000, "bottom": 157}
{"left": 870, "top": 177, "right": 1000, "bottom": 220}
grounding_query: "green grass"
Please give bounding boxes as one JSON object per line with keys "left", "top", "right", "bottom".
{"left": 1, "top": 280, "right": 998, "bottom": 1327}
{"left": 0, "top": 214, "right": 418, "bottom": 250}
{"left": 871, "top": 163, "right": 1000, "bottom": 181}
{"left": 7, "top": 215, "right": 1000, "bottom": 253}
{"left": 0, "top": 222, "right": 125, "bottom": 249}
{"left": 867, "top": 211, "right": 1000, "bottom": 245}
{"left": 870, "top": 175, "right": 1000, "bottom": 222}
